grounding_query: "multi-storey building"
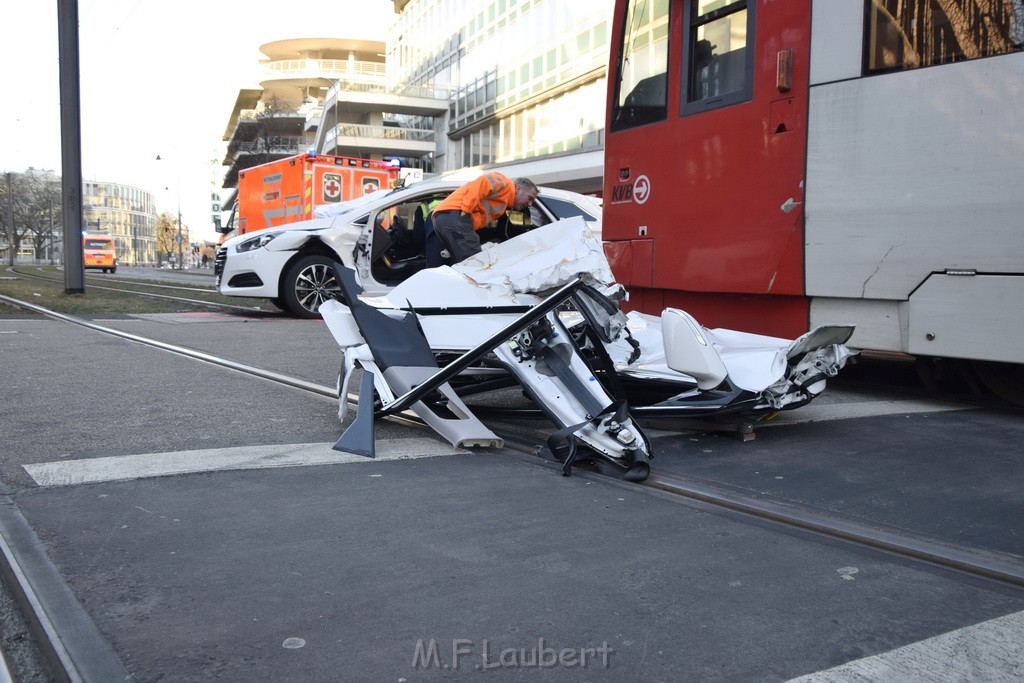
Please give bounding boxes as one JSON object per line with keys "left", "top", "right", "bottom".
{"left": 220, "top": 38, "right": 372, "bottom": 191}
{"left": 386, "top": 0, "right": 612, "bottom": 192}
{"left": 221, "top": 0, "right": 613, "bottom": 214}
{"left": 220, "top": 34, "right": 448, "bottom": 213}
{"left": 82, "top": 181, "right": 157, "bottom": 265}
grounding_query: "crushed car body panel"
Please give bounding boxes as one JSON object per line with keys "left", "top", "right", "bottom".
{"left": 321, "top": 217, "right": 856, "bottom": 480}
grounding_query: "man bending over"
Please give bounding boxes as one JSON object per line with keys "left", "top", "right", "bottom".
{"left": 427, "top": 173, "right": 539, "bottom": 266}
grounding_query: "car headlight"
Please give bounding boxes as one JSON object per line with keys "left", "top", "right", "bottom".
{"left": 236, "top": 232, "right": 282, "bottom": 253}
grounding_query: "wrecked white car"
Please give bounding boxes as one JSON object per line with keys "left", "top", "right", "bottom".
{"left": 214, "top": 179, "right": 602, "bottom": 318}
{"left": 321, "top": 218, "right": 856, "bottom": 482}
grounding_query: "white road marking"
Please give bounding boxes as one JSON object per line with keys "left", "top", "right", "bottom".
{"left": 788, "top": 609, "right": 1024, "bottom": 682}
{"left": 24, "top": 439, "right": 473, "bottom": 487}
{"left": 642, "top": 398, "right": 973, "bottom": 438}
{"left": 762, "top": 398, "right": 974, "bottom": 425}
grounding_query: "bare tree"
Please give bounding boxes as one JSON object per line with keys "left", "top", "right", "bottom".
{"left": 155, "top": 211, "right": 178, "bottom": 264}
{"left": 0, "top": 169, "right": 64, "bottom": 263}
{"left": 23, "top": 169, "right": 63, "bottom": 261}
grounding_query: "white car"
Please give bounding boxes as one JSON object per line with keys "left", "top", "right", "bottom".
{"left": 214, "top": 178, "right": 603, "bottom": 318}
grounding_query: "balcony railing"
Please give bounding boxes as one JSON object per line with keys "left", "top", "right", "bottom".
{"left": 328, "top": 124, "right": 434, "bottom": 143}
{"left": 260, "top": 58, "right": 386, "bottom": 82}
{"left": 233, "top": 136, "right": 306, "bottom": 156}
{"left": 325, "top": 79, "right": 452, "bottom": 102}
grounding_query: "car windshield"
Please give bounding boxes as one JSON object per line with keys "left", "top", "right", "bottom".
{"left": 312, "top": 191, "right": 389, "bottom": 219}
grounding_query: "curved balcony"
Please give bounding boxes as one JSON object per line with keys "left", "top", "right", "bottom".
{"left": 260, "top": 58, "right": 386, "bottom": 85}
{"left": 320, "top": 123, "right": 435, "bottom": 158}
{"left": 322, "top": 80, "right": 450, "bottom": 117}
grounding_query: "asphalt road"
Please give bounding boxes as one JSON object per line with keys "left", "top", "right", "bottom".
{"left": 1, "top": 307, "right": 1022, "bottom": 681}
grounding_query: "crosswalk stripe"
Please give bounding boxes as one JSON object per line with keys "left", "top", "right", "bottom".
{"left": 787, "top": 609, "right": 1024, "bottom": 681}
{"left": 762, "top": 398, "right": 974, "bottom": 425}
{"left": 640, "top": 398, "right": 972, "bottom": 438}
{"left": 23, "top": 439, "right": 472, "bottom": 487}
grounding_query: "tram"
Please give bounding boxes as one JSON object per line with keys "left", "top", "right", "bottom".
{"left": 602, "top": 0, "right": 1024, "bottom": 400}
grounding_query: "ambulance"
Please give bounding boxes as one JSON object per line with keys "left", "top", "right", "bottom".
{"left": 82, "top": 232, "right": 117, "bottom": 273}
{"left": 230, "top": 153, "right": 400, "bottom": 237}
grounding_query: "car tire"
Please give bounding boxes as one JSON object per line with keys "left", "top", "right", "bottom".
{"left": 281, "top": 254, "right": 343, "bottom": 318}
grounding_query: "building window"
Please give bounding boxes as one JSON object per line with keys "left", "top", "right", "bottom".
{"left": 865, "top": 0, "right": 1024, "bottom": 74}
{"left": 610, "top": 0, "right": 670, "bottom": 131}
{"left": 682, "top": 0, "right": 754, "bottom": 116}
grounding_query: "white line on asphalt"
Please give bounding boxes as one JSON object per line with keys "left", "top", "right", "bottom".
{"left": 23, "top": 439, "right": 473, "bottom": 487}
{"left": 641, "top": 398, "right": 974, "bottom": 438}
{"left": 787, "top": 609, "right": 1024, "bottom": 682}
{"left": 761, "top": 397, "right": 975, "bottom": 425}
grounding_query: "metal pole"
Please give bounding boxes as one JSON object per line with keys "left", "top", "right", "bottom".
{"left": 177, "top": 194, "right": 183, "bottom": 269}
{"left": 49, "top": 193, "right": 55, "bottom": 265}
{"left": 5, "top": 173, "right": 13, "bottom": 267}
{"left": 57, "top": 0, "right": 85, "bottom": 293}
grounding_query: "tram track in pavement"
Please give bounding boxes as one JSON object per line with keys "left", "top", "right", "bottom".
{"left": 2, "top": 292, "right": 1023, "bottom": 678}
{"left": 3, "top": 292, "right": 1023, "bottom": 589}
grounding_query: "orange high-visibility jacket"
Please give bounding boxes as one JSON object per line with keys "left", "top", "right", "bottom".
{"left": 433, "top": 172, "right": 516, "bottom": 231}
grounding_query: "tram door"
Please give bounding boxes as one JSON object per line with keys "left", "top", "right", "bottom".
{"left": 604, "top": 0, "right": 812, "bottom": 336}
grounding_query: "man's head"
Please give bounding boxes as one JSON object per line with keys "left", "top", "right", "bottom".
{"left": 512, "top": 178, "right": 539, "bottom": 210}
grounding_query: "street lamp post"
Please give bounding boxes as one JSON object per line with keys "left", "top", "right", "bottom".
{"left": 156, "top": 154, "right": 184, "bottom": 269}
{"left": 174, "top": 187, "right": 184, "bottom": 272}
{"left": 177, "top": 200, "right": 183, "bottom": 270}
{"left": 4, "top": 172, "right": 13, "bottom": 267}
{"left": 49, "top": 195, "right": 55, "bottom": 265}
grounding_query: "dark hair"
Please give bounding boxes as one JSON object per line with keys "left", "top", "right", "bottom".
{"left": 514, "top": 177, "right": 538, "bottom": 194}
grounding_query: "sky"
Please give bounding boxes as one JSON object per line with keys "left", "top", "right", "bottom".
{"left": 0, "top": 0, "right": 396, "bottom": 242}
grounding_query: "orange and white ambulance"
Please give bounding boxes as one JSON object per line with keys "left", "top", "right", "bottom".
{"left": 82, "top": 232, "right": 117, "bottom": 273}
{"left": 232, "top": 153, "right": 400, "bottom": 237}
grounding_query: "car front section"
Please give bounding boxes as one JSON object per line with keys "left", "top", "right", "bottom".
{"left": 215, "top": 219, "right": 353, "bottom": 313}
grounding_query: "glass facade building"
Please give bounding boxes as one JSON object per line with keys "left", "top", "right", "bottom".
{"left": 83, "top": 181, "right": 157, "bottom": 265}
{"left": 388, "top": 0, "right": 612, "bottom": 177}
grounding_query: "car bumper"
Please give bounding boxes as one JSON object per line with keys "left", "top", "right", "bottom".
{"left": 216, "top": 248, "right": 296, "bottom": 298}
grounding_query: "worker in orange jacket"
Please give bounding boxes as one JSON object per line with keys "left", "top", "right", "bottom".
{"left": 427, "top": 172, "right": 539, "bottom": 266}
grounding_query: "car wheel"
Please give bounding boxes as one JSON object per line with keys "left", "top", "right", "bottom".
{"left": 281, "top": 255, "right": 343, "bottom": 318}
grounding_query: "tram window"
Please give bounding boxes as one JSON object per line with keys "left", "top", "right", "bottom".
{"left": 610, "top": 0, "right": 671, "bottom": 131}
{"left": 865, "top": 0, "right": 1024, "bottom": 74}
{"left": 681, "top": 0, "right": 754, "bottom": 116}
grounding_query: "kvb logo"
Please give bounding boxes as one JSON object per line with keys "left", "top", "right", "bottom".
{"left": 610, "top": 175, "right": 652, "bottom": 205}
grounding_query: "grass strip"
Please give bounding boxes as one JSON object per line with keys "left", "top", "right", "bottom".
{"left": 0, "top": 267, "right": 271, "bottom": 316}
